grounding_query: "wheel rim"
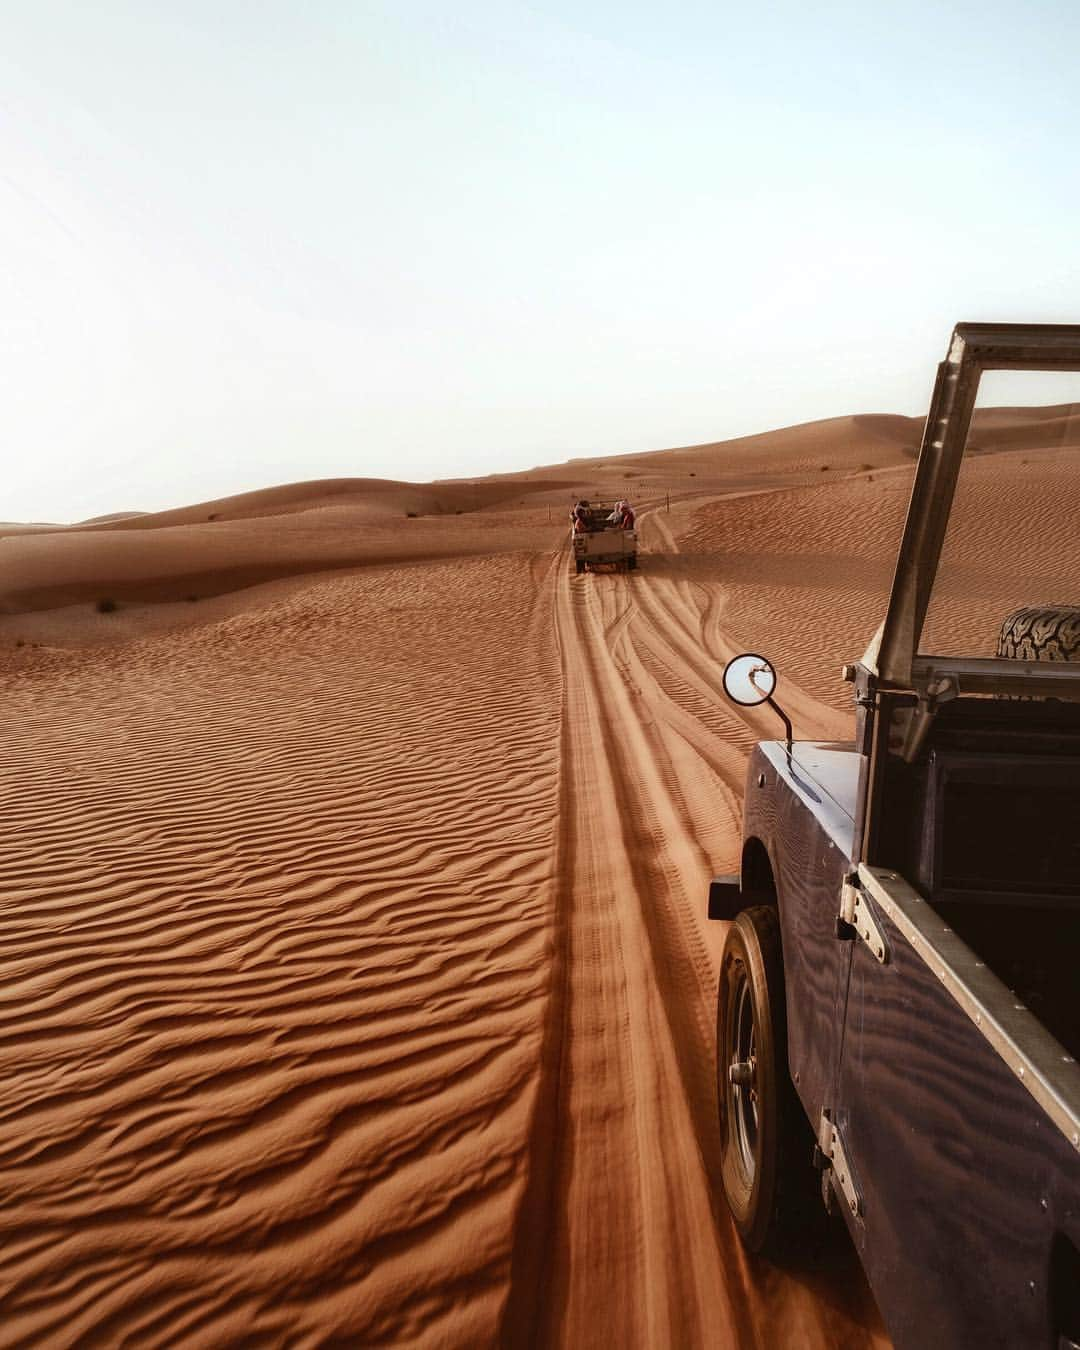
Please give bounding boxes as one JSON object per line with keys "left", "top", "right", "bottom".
{"left": 729, "top": 967, "right": 759, "bottom": 1178}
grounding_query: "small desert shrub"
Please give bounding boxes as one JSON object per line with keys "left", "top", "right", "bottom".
{"left": 15, "top": 639, "right": 24, "bottom": 648}
{"left": 858, "top": 463, "right": 873, "bottom": 472}
{"left": 455, "top": 509, "right": 464, "bottom": 515}
{"left": 688, "top": 471, "right": 696, "bottom": 477}
{"left": 208, "top": 513, "right": 219, "bottom": 521}
{"left": 185, "top": 594, "right": 199, "bottom": 603}
{"left": 96, "top": 597, "right": 117, "bottom": 614}
{"left": 820, "top": 464, "right": 830, "bottom": 471}
{"left": 405, "top": 511, "right": 418, "bottom": 518}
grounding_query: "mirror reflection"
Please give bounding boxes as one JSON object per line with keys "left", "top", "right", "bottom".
{"left": 723, "top": 653, "right": 776, "bottom": 706}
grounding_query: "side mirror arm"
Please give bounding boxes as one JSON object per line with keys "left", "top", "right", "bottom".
{"left": 766, "top": 695, "right": 792, "bottom": 751}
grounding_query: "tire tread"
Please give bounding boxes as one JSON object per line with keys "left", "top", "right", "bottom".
{"left": 997, "top": 605, "right": 1080, "bottom": 662}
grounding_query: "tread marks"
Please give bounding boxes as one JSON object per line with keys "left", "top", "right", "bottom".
{"left": 511, "top": 500, "right": 884, "bottom": 1350}
{"left": 518, "top": 554, "right": 748, "bottom": 1346}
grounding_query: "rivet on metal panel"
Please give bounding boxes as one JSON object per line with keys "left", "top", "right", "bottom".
{"left": 1018, "top": 1066, "right": 1026, "bottom": 1078}
{"left": 757, "top": 772, "right": 766, "bottom": 788}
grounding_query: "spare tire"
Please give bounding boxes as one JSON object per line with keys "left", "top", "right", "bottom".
{"left": 997, "top": 606, "right": 1080, "bottom": 661}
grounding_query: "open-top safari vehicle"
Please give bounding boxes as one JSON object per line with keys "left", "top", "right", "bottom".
{"left": 708, "top": 324, "right": 1080, "bottom": 1350}
{"left": 570, "top": 500, "right": 638, "bottom": 574}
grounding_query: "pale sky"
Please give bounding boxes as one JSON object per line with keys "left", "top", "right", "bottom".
{"left": 2, "top": 1, "right": 1078, "bottom": 521}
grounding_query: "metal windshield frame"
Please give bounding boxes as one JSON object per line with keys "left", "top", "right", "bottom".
{"left": 874, "top": 322, "right": 1080, "bottom": 700}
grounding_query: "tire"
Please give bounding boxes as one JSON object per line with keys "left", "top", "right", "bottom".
{"left": 717, "top": 906, "right": 816, "bottom": 1256}
{"left": 627, "top": 556, "right": 638, "bottom": 571}
{"left": 575, "top": 559, "right": 585, "bottom": 575}
{"left": 997, "top": 606, "right": 1080, "bottom": 661}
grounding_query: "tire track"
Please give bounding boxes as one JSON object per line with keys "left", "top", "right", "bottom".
{"left": 508, "top": 523, "right": 887, "bottom": 1349}
{"left": 504, "top": 548, "right": 752, "bottom": 1347}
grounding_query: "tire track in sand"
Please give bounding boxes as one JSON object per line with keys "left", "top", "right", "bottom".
{"left": 502, "top": 549, "right": 753, "bottom": 1348}
{"left": 503, "top": 520, "right": 888, "bottom": 1349}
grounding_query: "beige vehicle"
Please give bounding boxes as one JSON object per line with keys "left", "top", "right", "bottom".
{"left": 570, "top": 501, "right": 638, "bottom": 574}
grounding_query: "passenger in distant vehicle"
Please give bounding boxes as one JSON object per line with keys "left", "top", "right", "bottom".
{"left": 610, "top": 500, "right": 635, "bottom": 529}
{"left": 572, "top": 499, "right": 591, "bottom": 532}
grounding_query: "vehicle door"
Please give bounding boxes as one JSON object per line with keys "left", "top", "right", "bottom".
{"left": 831, "top": 869, "right": 1080, "bottom": 1350}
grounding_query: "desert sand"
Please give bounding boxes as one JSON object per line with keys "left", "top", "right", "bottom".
{"left": 1, "top": 406, "right": 1076, "bottom": 1346}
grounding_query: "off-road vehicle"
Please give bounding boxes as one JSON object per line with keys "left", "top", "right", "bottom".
{"left": 709, "top": 324, "right": 1080, "bottom": 1350}
{"left": 570, "top": 500, "right": 638, "bottom": 573}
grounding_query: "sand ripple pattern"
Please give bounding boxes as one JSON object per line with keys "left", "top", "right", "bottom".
{"left": 678, "top": 473, "right": 912, "bottom": 710}
{"left": 0, "top": 555, "right": 562, "bottom": 1347}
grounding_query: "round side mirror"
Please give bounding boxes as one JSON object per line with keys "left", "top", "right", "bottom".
{"left": 722, "top": 653, "right": 777, "bottom": 706}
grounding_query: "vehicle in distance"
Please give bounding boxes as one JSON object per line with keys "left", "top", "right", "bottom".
{"left": 570, "top": 500, "right": 638, "bottom": 574}
{"left": 709, "top": 323, "right": 1080, "bottom": 1350}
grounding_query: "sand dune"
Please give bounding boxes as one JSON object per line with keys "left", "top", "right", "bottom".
{"left": 70, "top": 476, "right": 576, "bottom": 532}
{"left": 0, "top": 412, "right": 915, "bottom": 627}
{"left": 555, "top": 411, "right": 921, "bottom": 487}
{"left": 2, "top": 406, "right": 1076, "bottom": 1345}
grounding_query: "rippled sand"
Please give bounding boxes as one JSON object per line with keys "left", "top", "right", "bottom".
{"left": 2, "top": 408, "right": 1075, "bottom": 1345}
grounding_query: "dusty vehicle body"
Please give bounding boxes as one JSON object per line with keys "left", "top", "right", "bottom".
{"left": 570, "top": 502, "right": 638, "bottom": 573}
{"left": 709, "top": 325, "right": 1080, "bottom": 1350}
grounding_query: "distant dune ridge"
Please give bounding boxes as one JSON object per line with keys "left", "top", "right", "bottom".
{"left": 1, "top": 412, "right": 922, "bottom": 628}
{"left": 0, "top": 405, "right": 1076, "bottom": 1345}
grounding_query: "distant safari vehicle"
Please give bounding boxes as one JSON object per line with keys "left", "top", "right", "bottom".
{"left": 570, "top": 500, "right": 638, "bottom": 574}
{"left": 708, "top": 324, "right": 1080, "bottom": 1350}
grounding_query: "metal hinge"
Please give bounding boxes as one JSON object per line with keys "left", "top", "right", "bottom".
{"left": 818, "top": 1109, "right": 862, "bottom": 1219}
{"left": 839, "top": 876, "right": 889, "bottom": 964}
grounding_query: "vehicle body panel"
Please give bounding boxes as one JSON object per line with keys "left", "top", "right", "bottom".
{"left": 741, "top": 741, "right": 856, "bottom": 1130}
{"left": 740, "top": 738, "right": 1080, "bottom": 1349}
{"left": 837, "top": 894, "right": 1080, "bottom": 1349}
{"left": 572, "top": 526, "right": 637, "bottom": 566}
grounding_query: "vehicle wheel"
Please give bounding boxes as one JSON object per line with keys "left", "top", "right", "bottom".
{"left": 997, "top": 606, "right": 1080, "bottom": 660}
{"left": 627, "top": 556, "right": 637, "bottom": 571}
{"left": 575, "top": 559, "right": 585, "bottom": 575}
{"left": 717, "top": 906, "right": 814, "bottom": 1255}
